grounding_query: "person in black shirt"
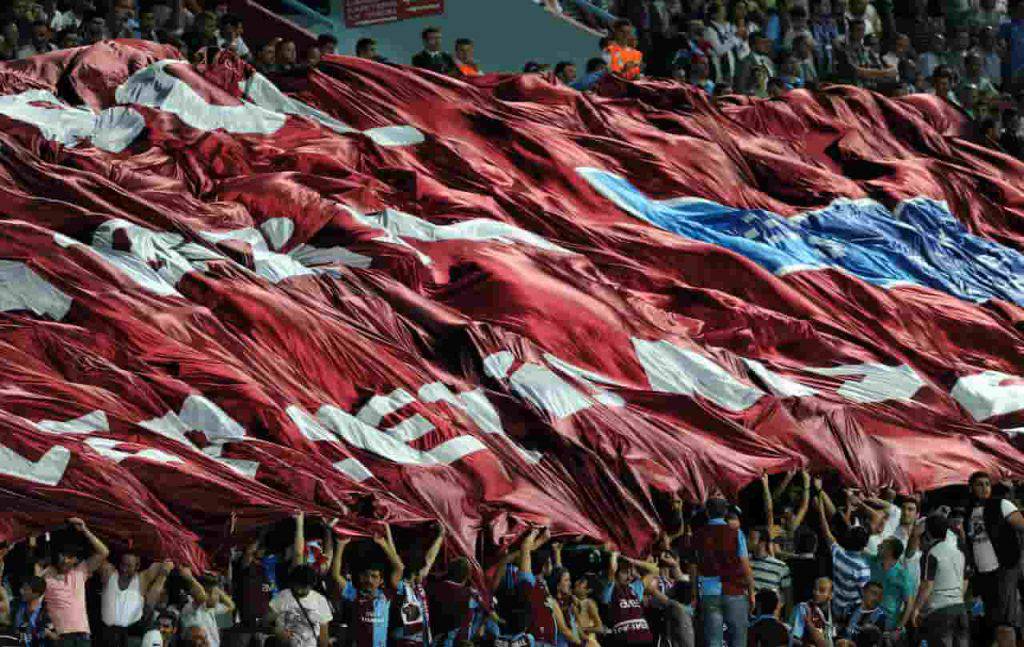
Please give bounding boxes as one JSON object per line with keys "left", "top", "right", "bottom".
{"left": 411, "top": 27, "right": 456, "bottom": 75}
{"left": 785, "top": 527, "right": 820, "bottom": 607}
{"left": 749, "top": 589, "right": 790, "bottom": 647}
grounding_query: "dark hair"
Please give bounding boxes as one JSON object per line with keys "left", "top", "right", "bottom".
{"left": 705, "top": 498, "right": 730, "bottom": 520}
{"left": 218, "top": 13, "right": 242, "bottom": 28}
{"left": 880, "top": 537, "right": 904, "bottom": 560}
{"left": 316, "top": 33, "right": 337, "bottom": 46}
{"left": 612, "top": 18, "right": 632, "bottom": 31}
{"left": 845, "top": 525, "right": 870, "bottom": 552}
{"left": 599, "top": 36, "right": 610, "bottom": 49}
{"left": 896, "top": 496, "right": 918, "bottom": 509}
{"left": 755, "top": 588, "right": 780, "bottom": 615}
{"left": 789, "top": 6, "right": 807, "bottom": 18}
{"left": 523, "top": 61, "right": 543, "bottom": 73}
{"left": 23, "top": 576, "right": 46, "bottom": 595}
{"left": 289, "top": 565, "right": 318, "bottom": 588}
{"left": 31, "top": 20, "right": 51, "bottom": 30}
{"left": 969, "top": 470, "right": 991, "bottom": 485}
{"left": 554, "top": 61, "right": 575, "bottom": 76}
{"left": 926, "top": 512, "right": 950, "bottom": 539}
{"left": 422, "top": 26, "right": 440, "bottom": 39}
{"left": 455, "top": 38, "right": 472, "bottom": 48}
{"left": 794, "top": 526, "right": 818, "bottom": 554}
{"left": 356, "top": 38, "right": 376, "bottom": 55}
{"left": 854, "top": 623, "right": 883, "bottom": 647}
{"left": 532, "top": 547, "right": 552, "bottom": 575}
{"left": 848, "top": 18, "right": 866, "bottom": 31}
{"left": 931, "top": 64, "right": 953, "bottom": 80}
{"left": 586, "top": 57, "right": 606, "bottom": 73}
{"left": 447, "top": 557, "right": 471, "bottom": 583}
{"left": 863, "top": 580, "right": 884, "bottom": 593}
{"left": 768, "top": 77, "right": 786, "bottom": 90}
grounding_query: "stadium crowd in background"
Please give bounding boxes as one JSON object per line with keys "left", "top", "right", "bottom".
{"left": 2, "top": 0, "right": 1024, "bottom": 150}
{"left": 1, "top": 471, "right": 1022, "bottom": 647}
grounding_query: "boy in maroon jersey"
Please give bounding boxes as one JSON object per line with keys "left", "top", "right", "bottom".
{"left": 601, "top": 550, "right": 667, "bottom": 647}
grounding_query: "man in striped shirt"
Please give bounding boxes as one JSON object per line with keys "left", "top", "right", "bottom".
{"left": 817, "top": 492, "right": 871, "bottom": 622}
{"left": 749, "top": 527, "right": 792, "bottom": 611}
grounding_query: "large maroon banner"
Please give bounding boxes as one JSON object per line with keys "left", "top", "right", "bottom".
{"left": 0, "top": 43, "right": 1021, "bottom": 568}
{"left": 344, "top": 0, "right": 444, "bottom": 27}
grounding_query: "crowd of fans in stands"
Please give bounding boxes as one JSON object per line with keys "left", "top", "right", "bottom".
{"left": 2, "top": 471, "right": 1024, "bottom": 647}
{"left": 2, "top": 0, "right": 1024, "bottom": 149}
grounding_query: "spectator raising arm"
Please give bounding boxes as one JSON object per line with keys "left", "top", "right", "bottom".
{"left": 420, "top": 523, "right": 445, "bottom": 579}
{"left": 292, "top": 510, "right": 305, "bottom": 568}
{"left": 144, "top": 560, "right": 175, "bottom": 608}
{"left": 67, "top": 517, "right": 109, "bottom": 573}
{"left": 790, "top": 470, "right": 812, "bottom": 530}
{"left": 179, "top": 566, "right": 209, "bottom": 605}
{"left": 373, "top": 524, "right": 404, "bottom": 589}
{"left": 762, "top": 472, "right": 774, "bottom": 553}
{"left": 817, "top": 493, "right": 837, "bottom": 547}
{"left": 331, "top": 535, "right": 350, "bottom": 591}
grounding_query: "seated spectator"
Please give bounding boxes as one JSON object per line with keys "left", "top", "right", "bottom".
{"left": 305, "top": 45, "right": 321, "bottom": 67}
{"left": 276, "top": 39, "right": 299, "bottom": 72}
{"left": 554, "top": 60, "right": 577, "bottom": 84}
{"left": 790, "top": 577, "right": 835, "bottom": 647}
{"left": 571, "top": 57, "right": 607, "bottom": 91}
{"left": 750, "top": 64, "right": 772, "bottom": 97}
{"left": 792, "top": 34, "right": 819, "bottom": 83}
{"left": 16, "top": 21, "right": 57, "bottom": 58}
{"left": 736, "top": 33, "right": 776, "bottom": 93}
{"left": 972, "top": 0, "right": 1007, "bottom": 30}
{"left": 255, "top": 38, "right": 278, "bottom": 73}
{"left": 0, "top": 21, "right": 18, "bottom": 60}
{"left": 931, "top": 65, "right": 959, "bottom": 102}
{"left": 670, "top": 19, "right": 711, "bottom": 75}
{"left": 604, "top": 18, "right": 644, "bottom": 79}
{"left": 964, "top": 51, "right": 1001, "bottom": 98}
{"left": 748, "top": 588, "right": 790, "bottom": 647}
{"left": 51, "top": 0, "right": 90, "bottom": 32}
{"left": 845, "top": 0, "right": 881, "bottom": 35}
{"left": 783, "top": 6, "right": 815, "bottom": 50}
{"left": 704, "top": 1, "right": 744, "bottom": 86}
{"left": 777, "top": 53, "right": 806, "bottom": 89}
{"left": 412, "top": 26, "right": 456, "bottom": 75}
{"left": 81, "top": 12, "right": 108, "bottom": 43}
{"left": 713, "top": 81, "right": 735, "bottom": 100}
{"left": 454, "top": 38, "right": 480, "bottom": 76}
{"left": 216, "top": 13, "right": 249, "bottom": 59}
{"left": 355, "top": 37, "right": 388, "bottom": 63}
{"left": 767, "top": 76, "right": 787, "bottom": 97}
{"left": 316, "top": 33, "right": 336, "bottom": 56}
{"left": 138, "top": 8, "right": 160, "bottom": 43}
{"left": 883, "top": 33, "right": 912, "bottom": 69}
{"left": 842, "top": 581, "right": 887, "bottom": 641}
{"left": 977, "top": 26, "right": 1004, "bottom": 87}
{"left": 998, "top": 1, "right": 1024, "bottom": 87}
{"left": 687, "top": 53, "right": 716, "bottom": 93}
{"left": 834, "top": 20, "right": 897, "bottom": 87}
{"left": 946, "top": 26, "right": 971, "bottom": 78}
{"left": 810, "top": 0, "right": 840, "bottom": 70}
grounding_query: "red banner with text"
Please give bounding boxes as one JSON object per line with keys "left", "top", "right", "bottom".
{"left": 344, "top": 0, "right": 444, "bottom": 27}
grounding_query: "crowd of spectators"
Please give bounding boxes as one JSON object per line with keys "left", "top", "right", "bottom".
{"left": 4, "top": 0, "right": 1024, "bottom": 149}
{"left": 2, "top": 471, "right": 1024, "bottom": 647}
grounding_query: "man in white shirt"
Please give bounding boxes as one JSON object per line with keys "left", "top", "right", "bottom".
{"left": 845, "top": 0, "right": 881, "bottom": 35}
{"left": 98, "top": 554, "right": 172, "bottom": 646}
{"left": 216, "top": 14, "right": 250, "bottom": 59}
{"left": 268, "top": 566, "right": 333, "bottom": 647}
{"left": 181, "top": 573, "right": 234, "bottom": 647}
{"left": 967, "top": 472, "right": 1024, "bottom": 647}
{"left": 140, "top": 612, "right": 177, "bottom": 646}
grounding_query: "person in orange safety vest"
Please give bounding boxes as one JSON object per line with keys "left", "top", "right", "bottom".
{"left": 603, "top": 19, "right": 643, "bottom": 80}
{"left": 454, "top": 38, "right": 481, "bottom": 77}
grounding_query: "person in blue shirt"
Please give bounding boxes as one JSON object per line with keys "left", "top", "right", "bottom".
{"left": 12, "top": 576, "right": 54, "bottom": 647}
{"left": 571, "top": 58, "right": 608, "bottom": 92}
{"left": 998, "top": 2, "right": 1024, "bottom": 85}
{"left": 842, "top": 581, "right": 888, "bottom": 641}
